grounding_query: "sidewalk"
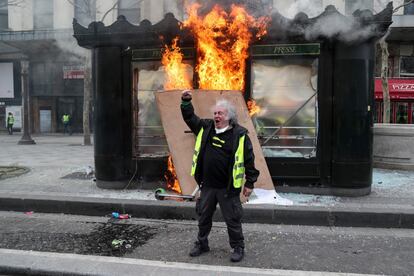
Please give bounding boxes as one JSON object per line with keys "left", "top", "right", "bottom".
{"left": 0, "top": 133, "right": 413, "bottom": 228}
{"left": 0, "top": 249, "right": 374, "bottom": 276}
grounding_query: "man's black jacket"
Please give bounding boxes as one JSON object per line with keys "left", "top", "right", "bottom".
{"left": 181, "top": 100, "right": 259, "bottom": 195}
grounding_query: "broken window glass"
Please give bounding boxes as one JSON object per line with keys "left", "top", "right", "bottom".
{"left": 251, "top": 57, "right": 318, "bottom": 158}
{"left": 132, "top": 60, "right": 194, "bottom": 157}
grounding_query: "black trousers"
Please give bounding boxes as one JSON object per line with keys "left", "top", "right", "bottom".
{"left": 7, "top": 124, "right": 13, "bottom": 135}
{"left": 63, "top": 123, "right": 71, "bottom": 135}
{"left": 196, "top": 186, "right": 244, "bottom": 249}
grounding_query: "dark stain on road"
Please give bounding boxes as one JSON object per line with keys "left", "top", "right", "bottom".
{"left": 61, "top": 171, "right": 94, "bottom": 180}
{"left": 0, "top": 222, "right": 156, "bottom": 257}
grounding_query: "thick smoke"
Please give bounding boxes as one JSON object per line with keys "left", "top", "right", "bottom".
{"left": 303, "top": 11, "right": 378, "bottom": 43}
{"left": 284, "top": 0, "right": 323, "bottom": 18}
{"left": 192, "top": 0, "right": 272, "bottom": 17}
{"left": 54, "top": 36, "right": 88, "bottom": 63}
{"left": 277, "top": 0, "right": 394, "bottom": 43}
{"left": 281, "top": 0, "right": 393, "bottom": 19}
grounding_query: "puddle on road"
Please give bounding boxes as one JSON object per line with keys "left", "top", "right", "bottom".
{"left": 61, "top": 171, "right": 94, "bottom": 180}
{"left": 0, "top": 222, "right": 156, "bottom": 257}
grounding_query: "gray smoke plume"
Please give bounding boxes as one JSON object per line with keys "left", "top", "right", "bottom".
{"left": 303, "top": 9, "right": 377, "bottom": 43}
{"left": 276, "top": 0, "right": 394, "bottom": 43}
{"left": 284, "top": 0, "right": 324, "bottom": 18}
{"left": 193, "top": 0, "right": 272, "bottom": 17}
{"left": 281, "top": 0, "right": 393, "bottom": 18}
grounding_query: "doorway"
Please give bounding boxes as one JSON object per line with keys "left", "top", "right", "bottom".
{"left": 39, "top": 109, "right": 52, "bottom": 133}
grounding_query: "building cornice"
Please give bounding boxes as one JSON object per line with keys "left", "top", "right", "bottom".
{"left": 73, "top": 3, "right": 393, "bottom": 49}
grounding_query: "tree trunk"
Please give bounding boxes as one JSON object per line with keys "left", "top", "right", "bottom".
{"left": 380, "top": 37, "right": 391, "bottom": 124}
{"left": 83, "top": 51, "right": 92, "bottom": 145}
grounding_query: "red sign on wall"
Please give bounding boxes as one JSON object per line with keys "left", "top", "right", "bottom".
{"left": 375, "top": 78, "right": 414, "bottom": 99}
{"left": 63, "top": 65, "right": 84, "bottom": 79}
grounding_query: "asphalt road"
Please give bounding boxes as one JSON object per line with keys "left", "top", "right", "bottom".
{"left": 0, "top": 211, "right": 412, "bottom": 276}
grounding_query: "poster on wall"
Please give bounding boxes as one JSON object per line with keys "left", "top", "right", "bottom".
{"left": 0, "top": 63, "right": 14, "bottom": 98}
{"left": 5, "top": 106, "right": 22, "bottom": 129}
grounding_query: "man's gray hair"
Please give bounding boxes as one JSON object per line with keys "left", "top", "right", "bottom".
{"left": 214, "top": 99, "right": 238, "bottom": 124}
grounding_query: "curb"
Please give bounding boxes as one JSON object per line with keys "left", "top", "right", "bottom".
{"left": 0, "top": 193, "right": 413, "bottom": 229}
{"left": 0, "top": 249, "right": 372, "bottom": 276}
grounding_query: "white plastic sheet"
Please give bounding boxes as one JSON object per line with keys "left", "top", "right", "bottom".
{"left": 247, "top": 188, "right": 293, "bottom": 205}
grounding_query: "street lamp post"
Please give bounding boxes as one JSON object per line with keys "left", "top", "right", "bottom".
{"left": 18, "top": 60, "right": 35, "bottom": 145}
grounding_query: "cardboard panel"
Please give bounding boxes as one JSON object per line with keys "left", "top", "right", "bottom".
{"left": 156, "top": 90, "right": 274, "bottom": 196}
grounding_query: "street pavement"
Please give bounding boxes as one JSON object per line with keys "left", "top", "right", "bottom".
{"left": 0, "top": 211, "right": 413, "bottom": 276}
{"left": 0, "top": 133, "right": 413, "bottom": 227}
{"left": 1, "top": 133, "right": 414, "bottom": 275}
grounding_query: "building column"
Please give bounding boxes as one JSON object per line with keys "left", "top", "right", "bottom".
{"left": 94, "top": 46, "right": 131, "bottom": 189}
{"left": 18, "top": 60, "right": 35, "bottom": 145}
{"left": 331, "top": 42, "right": 374, "bottom": 195}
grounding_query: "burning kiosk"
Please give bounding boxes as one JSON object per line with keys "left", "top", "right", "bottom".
{"left": 73, "top": 2, "right": 392, "bottom": 196}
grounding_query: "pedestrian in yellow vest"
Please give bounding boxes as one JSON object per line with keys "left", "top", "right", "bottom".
{"left": 62, "top": 113, "right": 71, "bottom": 135}
{"left": 7, "top": 112, "right": 14, "bottom": 135}
{"left": 181, "top": 90, "right": 259, "bottom": 262}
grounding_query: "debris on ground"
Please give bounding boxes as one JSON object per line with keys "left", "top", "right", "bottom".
{"left": 0, "top": 166, "right": 30, "bottom": 180}
{"left": 112, "top": 212, "right": 130, "bottom": 219}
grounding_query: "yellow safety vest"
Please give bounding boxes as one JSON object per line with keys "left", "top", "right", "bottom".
{"left": 63, "top": 115, "right": 69, "bottom": 123}
{"left": 8, "top": 116, "right": 14, "bottom": 124}
{"left": 191, "top": 128, "right": 204, "bottom": 176}
{"left": 190, "top": 127, "right": 246, "bottom": 188}
{"left": 233, "top": 135, "right": 245, "bottom": 188}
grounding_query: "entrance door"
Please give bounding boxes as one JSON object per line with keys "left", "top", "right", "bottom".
{"left": 39, "top": 109, "right": 51, "bottom": 132}
{"left": 58, "top": 97, "right": 75, "bottom": 132}
{"left": 0, "top": 106, "right": 5, "bottom": 130}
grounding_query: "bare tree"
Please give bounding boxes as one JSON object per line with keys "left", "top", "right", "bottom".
{"left": 101, "top": 0, "right": 120, "bottom": 22}
{"left": 0, "top": 0, "right": 23, "bottom": 8}
{"left": 67, "top": 0, "right": 114, "bottom": 145}
{"left": 67, "top": 0, "right": 144, "bottom": 145}
{"left": 378, "top": 0, "right": 413, "bottom": 123}
{"left": 82, "top": 51, "right": 92, "bottom": 145}
{"left": 379, "top": 35, "right": 391, "bottom": 123}
{"left": 67, "top": 0, "right": 96, "bottom": 145}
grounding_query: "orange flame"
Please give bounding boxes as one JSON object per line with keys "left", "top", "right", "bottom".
{"left": 183, "top": 3, "right": 269, "bottom": 91}
{"left": 162, "top": 37, "right": 193, "bottom": 90}
{"left": 161, "top": 38, "right": 192, "bottom": 194}
{"left": 165, "top": 155, "right": 182, "bottom": 194}
{"left": 247, "top": 99, "right": 261, "bottom": 117}
{"left": 160, "top": 3, "right": 269, "bottom": 194}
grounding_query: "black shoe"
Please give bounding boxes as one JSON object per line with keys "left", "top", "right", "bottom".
{"left": 189, "top": 242, "right": 210, "bottom": 257}
{"left": 230, "top": 247, "right": 244, "bottom": 262}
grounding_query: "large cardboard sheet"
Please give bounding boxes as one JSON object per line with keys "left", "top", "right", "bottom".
{"left": 155, "top": 90, "right": 274, "bottom": 196}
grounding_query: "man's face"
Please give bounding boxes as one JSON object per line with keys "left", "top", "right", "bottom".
{"left": 213, "top": 106, "right": 229, "bottom": 129}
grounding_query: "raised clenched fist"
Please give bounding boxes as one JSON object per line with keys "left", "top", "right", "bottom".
{"left": 181, "top": 90, "right": 192, "bottom": 101}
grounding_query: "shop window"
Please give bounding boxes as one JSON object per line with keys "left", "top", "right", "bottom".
{"left": 0, "top": 0, "right": 8, "bottom": 30}
{"left": 390, "top": 103, "right": 396, "bottom": 123}
{"left": 345, "top": 0, "right": 373, "bottom": 15}
{"left": 119, "top": 0, "right": 140, "bottom": 24}
{"left": 400, "top": 56, "right": 414, "bottom": 77}
{"left": 396, "top": 102, "right": 408, "bottom": 124}
{"left": 251, "top": 57, "right": 318, "bottom": 158}
{"left": 133, "top": 59, "right": 194, "bottom": 157}
{"left": 33, "top": 0, "right": 53, "bottom": 29}
{"left": 412, "top": 103, "right": 414, "bottom": 123}
{"left": 404, "top": 0, "right": 414, "bottom": 15}
{"left": 74, "top": 0, "right": 96, "bottom": 26}
{"left": 32, "top": 62, "right": 57, "bottom": 96}
{"left": 32, "top": 63, "right": 47, "bottom": 95}
{"left": 374, "top": 102, "right": 382, "bottom": 123}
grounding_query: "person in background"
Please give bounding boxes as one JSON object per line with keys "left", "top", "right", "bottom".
{"left": 62, "top": 113, "right": 71, "bottom": 135}
{"left": 180, "top": 90, "right": 259, "bottom": 262}
{"left": 7, "top": 112, "right": 14, "bottom": 135}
